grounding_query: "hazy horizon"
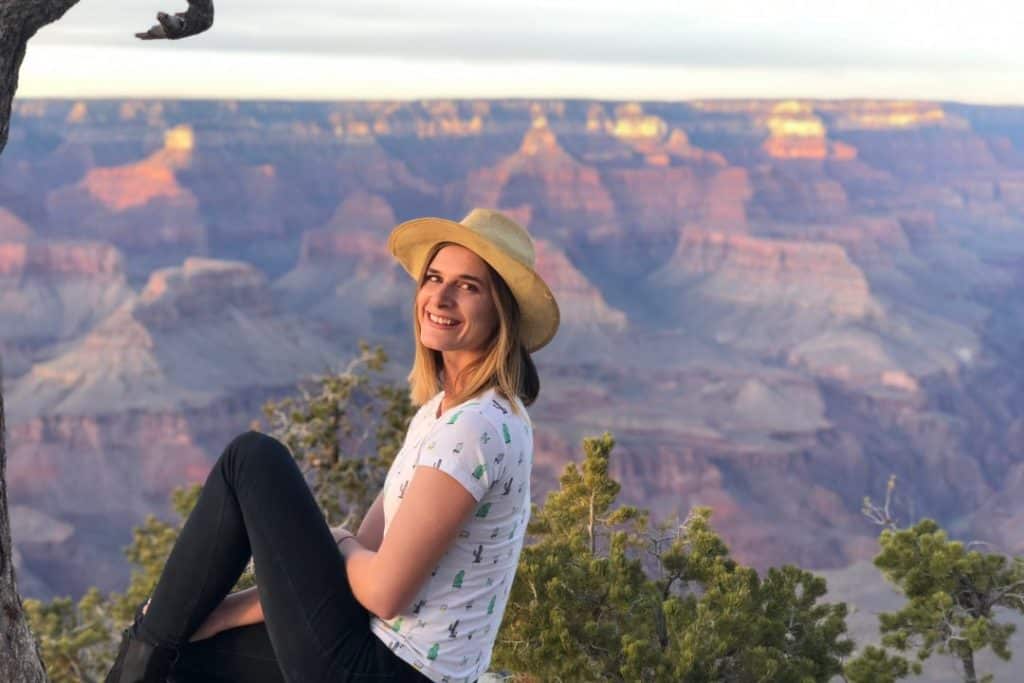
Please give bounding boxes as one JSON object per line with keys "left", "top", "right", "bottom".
{"left": 16, "top": 93, "right": 1024, "bottom": 107}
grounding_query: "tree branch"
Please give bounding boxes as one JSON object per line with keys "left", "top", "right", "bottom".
{"left": 135, "top": 0, "right": 214, "bottom": 40}
{"left": 862, "top": 474, "right": 899, "bottom": 530}
{"left": 1, "top": 0, "right": 83, "bottom": 154}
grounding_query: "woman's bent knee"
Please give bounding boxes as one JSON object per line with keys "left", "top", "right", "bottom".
{"left": 221, "top": 431, "right": 295, "bottom": 482}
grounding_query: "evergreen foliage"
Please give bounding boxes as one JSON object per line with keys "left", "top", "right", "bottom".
{"left": 22, "top": 588, "right": 110, "bottom": 683}
{"left": 871, "top": 520, "right": 1024, "bottom": 683}
{"left": 261, "top": 342, "right": 413, "bottom": 528}
{"left": 844, "top": 479, "right": 1024, "bottom": 683}
{"left": 492, "top": 432, "right": 855, "bottom": 682}
{"left": 843, "top": 645, "right": 914, "bottom": 683}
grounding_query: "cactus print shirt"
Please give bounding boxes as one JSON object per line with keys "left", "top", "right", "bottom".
{"left": 369, "top": 387, "right": 533, "bottom": 683}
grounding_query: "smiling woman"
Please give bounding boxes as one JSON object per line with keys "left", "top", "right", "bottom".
{"left": 104, "top": 208, "right": 559, "bottom": 683}
{"left": 417, "top": 244, "right": 501, "bottom": 384}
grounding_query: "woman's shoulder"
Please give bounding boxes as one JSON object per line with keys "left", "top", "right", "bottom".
{"left": 425, "top": 387, "right": 532, "bottom": 439}
{"left": 460, "top": 387, "right": 532, "bottom": 438}
{"left": 413, "top": 391, "right": 443, "bottom": 420}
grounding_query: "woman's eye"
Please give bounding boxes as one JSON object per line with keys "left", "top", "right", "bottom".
{"left": 461, "top": 282, "right": 477, "bottom": 292}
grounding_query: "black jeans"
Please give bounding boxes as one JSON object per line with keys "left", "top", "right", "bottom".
{"left": 137, "top": 431, "right": 429, "bottom": 682}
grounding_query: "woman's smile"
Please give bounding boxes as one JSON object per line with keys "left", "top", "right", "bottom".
{"left": 425, "top": 311, "right": 461, "bottom": 329}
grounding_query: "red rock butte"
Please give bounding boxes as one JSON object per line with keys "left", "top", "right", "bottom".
{"left": 82, "top": 160, "right": 183, "bottom": 212}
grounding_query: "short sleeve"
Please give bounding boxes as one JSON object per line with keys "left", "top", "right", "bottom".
{"left": 415, "top": 411, "right": 500, "bottom": 502}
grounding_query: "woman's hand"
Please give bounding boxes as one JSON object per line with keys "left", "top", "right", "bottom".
{"left": 330, "top": 525, "right": 354, "bottom": 546}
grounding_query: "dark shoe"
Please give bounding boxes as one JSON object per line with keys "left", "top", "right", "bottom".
{"left": 105, "top": 604, "right": 179, "bottom": 683}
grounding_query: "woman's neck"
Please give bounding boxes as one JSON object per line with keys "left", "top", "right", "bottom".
{"left": 440, "top": 350, "right": 481, "bottom": 394}
{"left": 437, "top": 349, "right": 487, "bottom": 416}
{"left": 437, "top": 374, "right": 460, "bottom": 418}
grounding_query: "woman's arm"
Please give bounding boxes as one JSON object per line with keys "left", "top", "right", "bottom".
{"left": 329, "top": 490, "right": 385, "bottom": 551}
{"left": 356, "top": 490, "right": 386, "bottom": 551}
{"left": 142, "top": 586, "right": 264, "bottom": 641}
{"left": 338, "top": 467, "right": 477, "bottom": 619}
{"left": 204, "top": 586, "right": 265, "bottom": 637}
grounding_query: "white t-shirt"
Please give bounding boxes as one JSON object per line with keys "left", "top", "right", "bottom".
{"left": 369, "top": 386, "right": 533, "bottom": 683}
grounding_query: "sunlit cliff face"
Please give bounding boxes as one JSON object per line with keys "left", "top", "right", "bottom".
{"left": 74, "top": 124, "right": 197, "bottom": 211}
{"left": 65, "top": 101, "right": 88, "bottom": 123}
{"left": 830, "top": 102, "right": 953, "bottom": 130}
{"left": 520, "top": 117, "right": 563, "bottom": 157}
{"left": 766, "top": 115, "right": 826, "bottom": 138}
{"left": 610, "top": 103, "right": 667, "bottom": 141}
{"left": 82, "top": 162, "right": 184, "bottom": 212}
{"left": 164, "top": 125, "right": 194, "bottom": 152}
{"left": 760, "top": 101, "right": 858, "bottom": 160}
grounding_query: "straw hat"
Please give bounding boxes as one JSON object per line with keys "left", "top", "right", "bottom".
{"left": 387, "top": 208, "right": 560, "bottom": 352}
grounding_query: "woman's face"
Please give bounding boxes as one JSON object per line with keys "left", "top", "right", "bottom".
{"left": 416, "top": 244, "right": 500, "bottom": 359}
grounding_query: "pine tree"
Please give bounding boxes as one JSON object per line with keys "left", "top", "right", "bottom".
{"left": 871, "top": 520, "right": 1024, "bottom": 683}
{"left": 652, "top": 513, "right": 853, "bottom": 682}
{"left": 493, "top": 432, "right": 854, "bottom": 682}
{"left": 494, "top": 433, "right": 655, "bottom": 680}
{"left": 845, "top": 477, "right": 1024, "bottom": 683}
{"left": 843, "top": 645, "right": 913, "bottom": 683}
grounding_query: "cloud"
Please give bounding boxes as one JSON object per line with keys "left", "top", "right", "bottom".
{"left": 21, "top": 43, "right": 1024, "bottom": 104}
{"left": 36, "top": 0, "right": 1022, "bottom": 71}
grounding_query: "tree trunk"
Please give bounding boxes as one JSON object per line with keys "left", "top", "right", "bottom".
{"left": 1, "top": 3, "right": 84, "bottom": 676}
{"left": 960, "top": 647, "right": 977, "bottom": 683}
{"left": 0, "top": 362, "right": 48, "bottom": 680}
{"left": 0, "top": 0, "right": 82, "bottom": 154}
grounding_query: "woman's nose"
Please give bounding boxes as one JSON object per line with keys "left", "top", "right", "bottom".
{"left": 433, "top": 283, "right": 457, "bottom": 307}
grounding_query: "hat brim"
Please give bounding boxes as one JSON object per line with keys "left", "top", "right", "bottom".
{"left": 388, "top": 217, "right": 560, "bottom": 353}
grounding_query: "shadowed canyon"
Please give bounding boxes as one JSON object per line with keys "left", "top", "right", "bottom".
{"left": 2, "top": 98, "right": 1024, "bottom": 600}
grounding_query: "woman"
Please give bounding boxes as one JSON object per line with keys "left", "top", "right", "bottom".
{"left": 106, "top": 208, "right": 560, "bottom": 683}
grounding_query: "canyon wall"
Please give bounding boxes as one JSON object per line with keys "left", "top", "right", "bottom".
{"left": 3, "top": 98, "right": 1024, "bottom": 595}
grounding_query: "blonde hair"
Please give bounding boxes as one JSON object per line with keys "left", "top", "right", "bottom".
{"left": 407, "top": 242, "right": 540, "bottom": 413}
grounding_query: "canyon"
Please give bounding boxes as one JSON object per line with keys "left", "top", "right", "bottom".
{"left": 2, "top": 98, "right": 1024, "bottom": 596}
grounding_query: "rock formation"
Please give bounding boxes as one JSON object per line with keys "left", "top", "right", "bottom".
{"left": 5, "top": 256, "right": 343, "bottom": 593}
{"left": 0, "top": 241, "right": 133, "bottom": 378}
{"left": 4, "top": 97, "right": 1024, "bottom": 591}
{"left": 274, "top": 191, "right": 411, "bottom": 340}
{"left": 44, "top": 139, "right": 207, "bottom": 279}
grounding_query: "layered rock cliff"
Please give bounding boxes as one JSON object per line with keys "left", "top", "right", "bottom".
{"left": 44, "top": 138, "right": 206, "bottom": 279}
{"left": 0, "top": 241, "right": 134, "bottom": 378}
{"left": 4, "top": 255, "right": 344, "bottom": 593}
{"left": 4, "top": 97, "right": 1024, "bottom": 594}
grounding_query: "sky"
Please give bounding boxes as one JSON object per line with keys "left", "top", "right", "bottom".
{"left": 19, "top": 0, "right": 1024, "bottom": 103}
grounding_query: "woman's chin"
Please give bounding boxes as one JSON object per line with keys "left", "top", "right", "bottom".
{"left": 420, "top": 333, "right": 455, "bottom": 352}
